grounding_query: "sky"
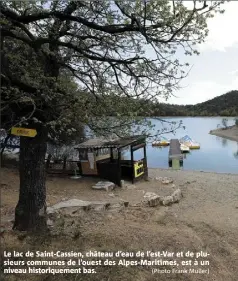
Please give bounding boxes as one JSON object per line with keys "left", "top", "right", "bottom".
{"left": 165, "top": 1, "right": 238, "bottom": 105}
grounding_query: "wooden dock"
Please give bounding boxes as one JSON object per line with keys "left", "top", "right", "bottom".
{"left": 169, "top": 139, "right": 183, "bottom": 162}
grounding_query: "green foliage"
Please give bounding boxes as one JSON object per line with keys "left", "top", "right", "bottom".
{"left": 137, "top": 90, "right": 238, "bottom": 117}
{"left": 222, "top": 118, "right": 228, "bottom": 128}
{"left": 235, "top": 118, "right": 238, "bottom": 127}
{"left": 1, "top": 0, "right": 226, "bottom": 140}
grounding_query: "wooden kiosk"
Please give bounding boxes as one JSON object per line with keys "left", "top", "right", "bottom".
{"left": 75, "top": 135, "right": 148, "bottom": 186}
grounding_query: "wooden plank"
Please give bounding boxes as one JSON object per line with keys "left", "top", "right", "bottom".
{"left": 132, "top": 143, "right": 145, "bottom": 151}
{"left": 169, "top": 139, "right": 183, "bottom": 161}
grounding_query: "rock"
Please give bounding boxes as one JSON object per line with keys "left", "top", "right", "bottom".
{"left": 148, "top": 195, "right": 161, "bottom": 207}
{"left": 110, "top": 203, "right": 122, "bottom": 209}
{"left": 89, "top": 202, "right": 110, "bottom": 212}
{"left": 143, "top": 192, "right": 160, "bottom": 207}
{"left": 47, "top": 199, "right": 110, "bottom": 215}
{"left": 154, "top": 176, "right": 174, "bottom": 184}
{"left": 108, "top": 203, "right": 123, "bottom": 212}
{"left": 161, "top": 196, "right": 174, "bottom": 206}
{"left": 61, "top": 206, "right": 85, "bottom": 216}
{"left": 108, "top": 201, "right": 128, "bottom": 212}
{"left": 108, "top": 193, "right": 115, "bottom": 197}
{"left": 49, "top": 199, "right": 92, "bottom": 211}
{"left": 171, "top": 184, "right": 176, "bottom": 188}
{"left": 162, "top": 178, "right": 173, "bottom": 184}
{"left": 131, "top": 203, "right": 142, "bottom": 207}
{"left": 92, "top": 181, "right": 115, "bottom": 191}
{"left": 172, "top": 189, "right": 183, "bottom": 203}
{"left": 46, "top": 207, "right": 56, "bottom": 214}
{"left": 91, "top": 204, "right": 106, "bottom": 212}
{"left": 47, "top": 219, "right": 54, "bottom": 226}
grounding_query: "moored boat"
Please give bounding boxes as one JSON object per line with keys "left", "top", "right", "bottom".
{"left": 180, "top": 143, "right": 190, "bottom": 153}
{"left": 180, "top": 135, "right": 200, "bottom": 149}
{"left": 152, "top": 136, "right": 170, "bottom": 146}
{"left": 184, "top": 141, "right": 200, "bottom": 149}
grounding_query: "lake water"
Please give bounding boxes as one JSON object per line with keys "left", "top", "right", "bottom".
{"left": 125, "top": 117, "right": 238, "bottom": 174}
{"left": 3, "top": 117, "right": 237, "bottom": 174}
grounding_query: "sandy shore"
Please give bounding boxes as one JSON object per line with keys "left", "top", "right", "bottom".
{"left": 210, "top": 125, "right": 238, "bottom": 142}
{"left": 149, "top": 168, "right": 238, "bottom": 229}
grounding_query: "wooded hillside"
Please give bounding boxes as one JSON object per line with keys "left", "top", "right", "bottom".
{"left": 145, "top": 90, "right": 238, "bottom": 116}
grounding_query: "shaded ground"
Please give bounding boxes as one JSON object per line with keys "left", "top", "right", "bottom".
{"left": 1, "top": 167, "right": 238, "bottom": 281}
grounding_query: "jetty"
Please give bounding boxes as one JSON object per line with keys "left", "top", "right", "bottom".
{"left": 169, "top": 139, "right": 183, "bottom": 163}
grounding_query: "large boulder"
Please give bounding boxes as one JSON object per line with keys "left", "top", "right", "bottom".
{"left": 47, "top": 199, "right": 111, "bottom": 216}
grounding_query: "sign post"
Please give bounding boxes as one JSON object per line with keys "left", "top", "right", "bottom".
{"left": 134, "top": 161, "right": 144, "bottom": 178}
{"left": 11, "top": 127, "right": 37, "bottom": 138}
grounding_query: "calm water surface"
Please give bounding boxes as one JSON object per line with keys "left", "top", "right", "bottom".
{"left": 126, "top": 117, "right": 238, "bottom": 174}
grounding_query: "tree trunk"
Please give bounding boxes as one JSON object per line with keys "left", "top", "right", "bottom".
{"left": 13, "top": 126, "right": 48, "bottom": 231}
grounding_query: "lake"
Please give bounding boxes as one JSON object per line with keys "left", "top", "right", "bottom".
{"left": 3, "top": 117, "right": 237, "bottom": 174}
{"left": 125, "top": 117, "right": 238, "bottom": 174}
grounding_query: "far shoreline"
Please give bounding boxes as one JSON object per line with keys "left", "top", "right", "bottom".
{"left": 209, "top": 125, "right": 238, "bottom": 142}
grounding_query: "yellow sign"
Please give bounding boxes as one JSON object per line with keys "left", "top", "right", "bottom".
{"left": 134, "top": 161, "right": 144, "bottom": 178}
{"left": 11, "top": 127, "right": 37, "bottom": 137}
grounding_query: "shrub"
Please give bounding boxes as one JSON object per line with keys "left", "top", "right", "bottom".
{"left": 234, "top": 118, "right": 238, "bottom": 127}
{"left": 222, "top": 118, "right": 228, "bottom": 128}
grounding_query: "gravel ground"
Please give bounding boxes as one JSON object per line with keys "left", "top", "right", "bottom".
{"left": 1, "top": 168, "right": 238, "bottom": 281}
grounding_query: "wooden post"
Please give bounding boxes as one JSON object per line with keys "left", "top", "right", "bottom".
{"left": 117, "top": 149, "right": 121, "bottom": 186}
{"left": 131, "top": 145, "right": 134, "bottom": 183}
{"left": 110, "top": 147, "right": 113, "bottom": 162}
{"left": 63, "top": 156, "right": 67, "bottom": 172}
{"left": 143, "top": 144, "right": 148, "bottom": 179}
{"left": 46, "top": 154, "right": 52, "bottom": 170}
{"left": 172, "top": 159, "right": 180, "bottom": 169}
